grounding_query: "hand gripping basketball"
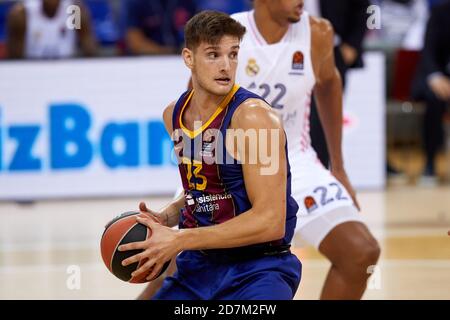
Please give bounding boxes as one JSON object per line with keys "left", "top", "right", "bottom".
{"left": 100, "top": 207, "right": 171, "bottom": 283}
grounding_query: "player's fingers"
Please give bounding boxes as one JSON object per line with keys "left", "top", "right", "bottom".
{"left": 139, "top": 202, "right": 160, "bottom": 219}
{"left": 146, "top": 262, "right": 163, "bottom": 281}
{"left": 122, "top": 250, "right": 147, "bottom": 267}
{"left": 118, "top": 240, "right": 147, "bottom": 252}
{"left": 136, "top": 216, "right": 157, "bottom": 228}
{"left": 139, "top": 202, "right": 150, "bottom": 213}
{"left": 132, "top": 258, "right": 156, "bottom": 278}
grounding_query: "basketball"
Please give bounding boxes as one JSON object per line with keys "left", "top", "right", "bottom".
{"left": 100, "top": 211, "right": 170, "bottom": 283}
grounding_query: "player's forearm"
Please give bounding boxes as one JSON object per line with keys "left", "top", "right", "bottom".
{"left": 314, "top": 72, "right": 345, "bottom": 170}
{"left": 174, "top": 206, "right": 285, "bottom": 251}
{"left": 160, "top": 193, "right": 184, "bottom": 227}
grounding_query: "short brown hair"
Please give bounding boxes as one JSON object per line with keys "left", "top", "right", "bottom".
{"left": 184, "top": 10, "right": 246, "bottom": 50}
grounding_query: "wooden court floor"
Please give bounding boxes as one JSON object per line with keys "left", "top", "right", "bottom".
{"left": 0, "top": 183, "right": 449, "bottom": 300}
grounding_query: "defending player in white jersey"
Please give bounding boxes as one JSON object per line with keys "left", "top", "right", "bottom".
{"left": 231, "top": 0, "right": 380, "bottom": 299}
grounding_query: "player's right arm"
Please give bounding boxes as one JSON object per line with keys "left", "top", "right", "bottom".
{"left": 6, "top": 3, "right": 26, "bottom": 59}
{"left": 139, "top": 101, "right": 183, "bottom": 228}
{"left": 310, "top": 16, "right": 360, "bottom": 210}
{"left": 135, "top": 101, "right": 181, "bottom": 300}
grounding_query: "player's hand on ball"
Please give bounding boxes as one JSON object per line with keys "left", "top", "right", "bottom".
{"left": 332, "top": 168, "right": 361, "bottom": 212}
{"left": 118, "top": 215, "right": 181, "bottom": 281}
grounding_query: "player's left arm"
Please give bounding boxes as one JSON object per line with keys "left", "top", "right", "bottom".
{"left": 311, "top": 18, "right": 360, "bottom": 210}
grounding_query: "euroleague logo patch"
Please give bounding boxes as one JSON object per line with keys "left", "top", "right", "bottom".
{"left": 304, "top": 196, "right": 318, "bottom": 213}
{"left": 289, "top": 51, "right": 304, "bottom": 75}
{"left": 245, "top": 58, "right": 260, "bottom": 76}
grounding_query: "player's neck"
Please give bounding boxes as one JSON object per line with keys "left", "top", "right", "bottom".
{"left": 189, "top": 86, "right": 226, "bottom": 122}
{"left": 253, "top": 9, "right": 289, "bottom": 44}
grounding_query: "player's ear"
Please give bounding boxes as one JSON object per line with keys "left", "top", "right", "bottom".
{"left": 182, "top": 47, "right": 194, "bottom": 70}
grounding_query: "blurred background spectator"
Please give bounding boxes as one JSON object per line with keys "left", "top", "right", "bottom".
{"left": 194, "top": 0, "right": 252, "bottom": 14}
{"left": 6, "top": 0, "right": 97, "bottom": 59}
{"left": 411, "top": 0, "right": 450, "bottom": 181}
{"left": 122, "top": 0, "right": 197, "bottom": 55}
{"left": 304, "top": 0, "right": 371, "bottom": 168}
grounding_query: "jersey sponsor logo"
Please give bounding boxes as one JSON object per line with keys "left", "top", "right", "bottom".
{"left": 304, "top": 196, "right": 318, "bottom": 213}
{"left": 289, "top": 51, "right": 304, "bottom": 75}
{"left": 197, "top": 192, "right": 232, "bottom": 204}
{"left": 245, "top": 58, "right": 260, "bottom": 77}
{"left": 182, "top": 190, "right": 235, "bottom": 227}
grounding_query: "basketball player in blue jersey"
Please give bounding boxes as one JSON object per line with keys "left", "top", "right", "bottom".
{"left": 118, "top": 10, "right": 301, "bottom": 300}
{"left": 138, "top": 1, "right": 381, "bottom": 301}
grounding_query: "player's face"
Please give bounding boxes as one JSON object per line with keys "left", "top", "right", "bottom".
{"left": 43, "top": 0, "right": 61, "bottom": 15}
{"left": 267, "top": 0, "right": 304, "bottom": 23}
{"left": 188, "top": 35, "right": 240, "bottom": 97}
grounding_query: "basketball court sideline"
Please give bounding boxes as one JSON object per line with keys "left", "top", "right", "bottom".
{"left": 1, "top": 185, "right": 449, "bottom": 300}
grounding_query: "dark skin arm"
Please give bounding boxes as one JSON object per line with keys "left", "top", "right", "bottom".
{"left": 6, "top": 3, "right": 26, "bottom": 59}
{"left": 76, "top": 1, "right": 98, "bottom": 57}
{"left": 310, "top": 16, "right": 360, "bottom": 210}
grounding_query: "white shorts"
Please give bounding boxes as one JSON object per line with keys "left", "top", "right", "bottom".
{"left": 289, "top": 149, "right": 364, "bottom": 249}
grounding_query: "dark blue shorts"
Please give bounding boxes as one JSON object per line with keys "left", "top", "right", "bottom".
{"left": 153, "top": 250, "right": 302, "bottom": 300}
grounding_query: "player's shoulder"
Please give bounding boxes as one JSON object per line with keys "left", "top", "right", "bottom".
{"left": 309, "top": 15, "right": 334, "bottom": 54}
{"left": 309, "top": 15, "right": 334, "bottom": 40}
{"left": 8, "top": 2, "right": 26, "bottom": 21}
{"left": 163, "top": 101, "right": 176, "bottom": 120}
{"left": 162, "top": 100, "right": 177, "bottom": 133}
{"left": 232, "top": 97, "right": 282, "bottom": 130}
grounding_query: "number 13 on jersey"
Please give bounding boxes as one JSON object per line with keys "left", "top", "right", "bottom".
{"left": 182, "top": 157, "right": 207, "bottom": 191}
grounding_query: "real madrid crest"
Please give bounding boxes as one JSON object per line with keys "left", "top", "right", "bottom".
{"left": 245, "top": 58, "right": 260, "bottom": 77}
